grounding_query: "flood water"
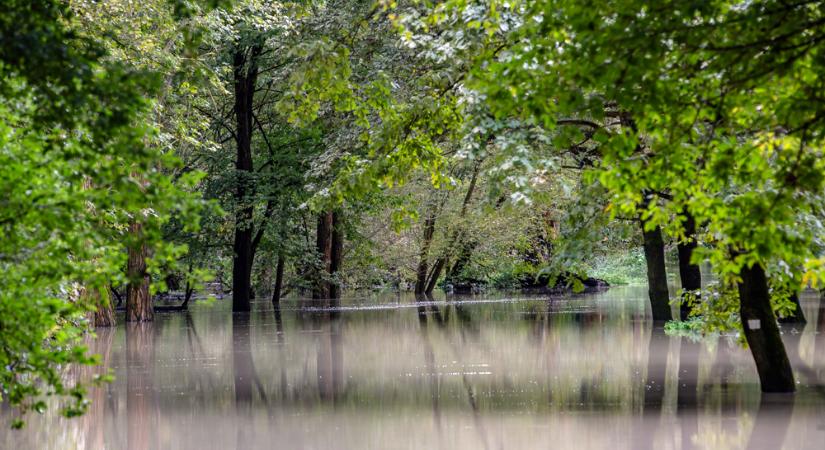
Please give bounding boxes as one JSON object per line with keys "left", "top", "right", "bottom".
{"left": 4, "top": 286, "right": 825, "bottom": 449}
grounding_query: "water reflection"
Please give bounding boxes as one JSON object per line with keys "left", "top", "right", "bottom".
{"left": 4, "top": 287, "right": 825, "bottom": 449}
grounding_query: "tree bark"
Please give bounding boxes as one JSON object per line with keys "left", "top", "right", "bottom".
{"left": 778, "top": 291, "right": 806, "bottom": 324}
{"left": 313, "top": 212, "right": 333, "bottom": 300}
{"left": 126, "top": 221, "right": 153, "bottom": 322}
{"left": 272, "top": 254, "right": 285, "bottom": 306}
{"left": 641, "top": 221, "right": 672, "bottom": 321}
{"left": 677, "top": 212, "right": 702, "bottom": 320}
{"left": 737, "top": 263, "right": 795, "bottom": 392}
{"left": 329, "top": 211, "right": 344, "bottom": 300}
{"left": 415, "top": 210, "right": 437, "bottom": 295}
{"left": 92, "top": 287, "right": 116, "bottom": 327}
{"left": 231, "top": 44, "right": 261, "bottom": 313}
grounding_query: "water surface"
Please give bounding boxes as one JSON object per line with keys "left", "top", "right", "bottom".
{"left": 5, "top": 286, "right": 825, "bottom": 449}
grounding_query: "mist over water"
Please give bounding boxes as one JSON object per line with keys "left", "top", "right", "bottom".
{"left": 5, "top": 286, "right": 825, "bottom": 449}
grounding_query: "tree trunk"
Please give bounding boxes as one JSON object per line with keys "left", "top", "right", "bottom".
{"left": 737, "top": 263, "right": 795, "bottom": 392}
{"left": 641, "top": 221, "right": 672, "bottom": 321}
{"left": 415, "top": 211, "right": 437, "bottom": 295}
{"left": 677, "top": 212, "right": 702, "bottom": 320}
{"left": 231, "top": 45, "right": 261, "bottom": 313}
{"left": 92, "top": 287, "right": 116, "bottom": 327}
{"left": 329, "top": 212, "right": 344, "bottom": 300}
{"left": 778, "top": 291, "right": 806, "bottom": 324}
{"left": 272, "top": 254, "right": 285, "bottom": 306}
{"left": 126, "top": 222, "right": 153, "bottom": 322}
{"left": 313, "top": 212, "right": 333, "bottom": 300}
{"left": 424, "top": 162, "right": 481, "bottom": 295}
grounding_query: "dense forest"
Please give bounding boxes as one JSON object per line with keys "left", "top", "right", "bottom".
{"left": 3, "top": 0, "right": 825, "bottom": 440}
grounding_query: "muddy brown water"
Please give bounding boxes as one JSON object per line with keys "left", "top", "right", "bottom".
{"left": 4, "top": 286, "right": 825, "bottom": 449}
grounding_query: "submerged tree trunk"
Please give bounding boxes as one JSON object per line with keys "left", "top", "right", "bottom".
{"left": 91, "top": 287, "right": 116, "bottom": 327}
{"left": 313, "top": 211, "right": 334, "bottom": 300}
{"left": 778, "top": 291, "right": 806, "bottom": 324}
{"left": 231, "top": 44, "right": 261, "bottom": 313}
{"left": 737, "top": 263, "right": 795, "bottom": 392}
{"left": 126, "top": 222, "right": 153, "bottom": 322}
{"left": 677, "top": 212, "right": 702, "bottom": 320}
{"left": 641, "top": 221, "right": 672, "bottom": 321}
{"left": 272, "top": 254, "right": 285, "bottom": 306}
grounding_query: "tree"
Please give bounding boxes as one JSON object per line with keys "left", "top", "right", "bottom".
{"left": 0, "top": 0, "right": 200, "bottom": 421}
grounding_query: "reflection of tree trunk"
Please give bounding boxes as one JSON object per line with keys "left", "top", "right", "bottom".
{"left": 641, "top": 222, "right": 672, "bottom": 321}
{"left": 644, "top": 328, "right": 668, "bottom": 413}
{"left": 677, "top": 339, "right": 699, "bottom": 450}
{"left": 737, "top": 263, "right": 795, "bottom": 392}
{"left": 316, "top": 314, "right": 343, "bottom": 403}
{"left": 126, "top": 323, "right": 158, "bottom": 450}
{"left": 231, "top": 44, "right": 262, "bottom": 313}
{"left": 416, "top": 307, "right": 442, "bottom": 432}
{"left": 126, "top": 222, "right": 153, "bottom": 322}
{"left": 677, "top": 212, "right": 701, "bottom": 320}
{"left": 778, "top": 292, "right": 806, "bottom": 324}
{"left": 232, "top": 314, "right": 254, "bottom": 406}
{"left": 746, "top": 394, "right": 795, "bottom": 450}
{"left": 83, "top": 328, "right": 115, "bottom": 450}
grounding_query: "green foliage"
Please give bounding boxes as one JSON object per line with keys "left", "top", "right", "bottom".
{"left": 0, "top": 0, "right": 204, "bottom": 423}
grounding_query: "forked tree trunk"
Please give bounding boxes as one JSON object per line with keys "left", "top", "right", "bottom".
{"left": 677, "top": 212, "right": 702, "bottom": 320}
{"left": 641, "top": 221, "right": 672, "bottom": 321}
{"left": 231, "top": 44, "right": 262, "bottom": 313}
{"left": 126, "top": 222, "right": 153, "bottom": 322}
{"left": 737, "top": 263, "right": 795, "bottom": 392}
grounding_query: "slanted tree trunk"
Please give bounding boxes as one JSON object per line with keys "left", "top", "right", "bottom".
{"left": 677, "top": 212, "right": 702, "bottom": 320}
{"left": 641, "top": 221, "right": 672, "bottom": 321}
{"left": 231, "top": 44, "right": 262, "bottom": 313}
{"left": 272, "top": 254, "right": 285, "bottom": 306}
{"left": 737, "top": 263, "right": 795, "bottom": 392}
{"left": 329, "top": 212, "right": 344, "bottom": 301}
{"left": 126, "top": 222, "right": 153, "bottom": 322}
{"left": 424, "top": 162, "right": 481, "bottom": 295}
{"left": 313, "top": 212, "right": 334, "bottom": 300}
{"left": 778, "top": 291, "right": 806, "bottom": 324}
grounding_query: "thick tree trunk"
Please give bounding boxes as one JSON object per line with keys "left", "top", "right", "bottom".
{"left": 231, "top": 45, "right": 261, "bottom": 313}
{"left": 737, "top": 263, "right": 795, "bottom": 392}
{"left": 778, "top": 291, "right": 806, "bottom": 324}
{"left": 414, "top": 211, "right": 437, "bottom": 295}
{"left": 92, "top": 287, "right": 116, "bottom": 327}
{"left": 641, "top": 222, "right": 672, "bottom": 321}
{"left": 126, "top": 222, "right": 153, "bottom": 322}
{"left": 329, "top": 212, "right": 344, "bottom": 300}
{"left": 313, "top": 212, "right": 333, "bottom": 300}
{"left": 677, "top": 212, "right": 702, "bottom": 320}
{"left": 272, "top": 254, "right": 285, "bottom": 306}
